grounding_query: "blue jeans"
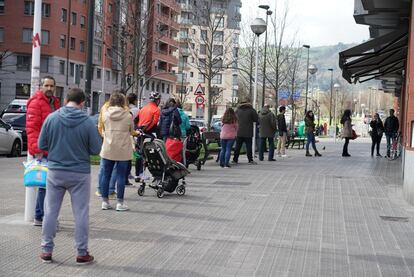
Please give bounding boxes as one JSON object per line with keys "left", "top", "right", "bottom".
{"left": 97, "top": 161, "right": 116, "bottom": 194}
{"left": 386, "top": 133, "right": 397, "bottom": 156}
{"left": 99, "top": 159, "right": 129, "bottom": 202}
{"left": 35, "top": 188, "right": 46, "bottom": 221}
{"left": 220, "top": 139, "right": 235, "bottom": 166}
{"left": 259, "top": 137, "right": 275, "bottom": 161}
{"left": 306, "top": 133, "right": 317, "bottom": 152}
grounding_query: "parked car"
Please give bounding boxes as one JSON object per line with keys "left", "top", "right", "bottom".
{"left": 190, "top": 119, "right": 207, "bottom": 133}
{"left": 1, "top": 99, "right": 28, "bottom": 115}
{"left": 0, "top": 118, "right": 23, "bottom": 157}
{"left": 211, "top": 121, "right": 222, "bottom": 132}
{"left": 1, "top": 112, "right": 27, "bottom": 151}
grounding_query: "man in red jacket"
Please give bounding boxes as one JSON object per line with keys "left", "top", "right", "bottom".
{"left": 26, "top": 76, "right": 60, "bottom": 226}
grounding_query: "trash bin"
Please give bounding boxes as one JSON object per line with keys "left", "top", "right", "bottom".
{"left": 297, "top": 121, "right": 305, "bottom": 138}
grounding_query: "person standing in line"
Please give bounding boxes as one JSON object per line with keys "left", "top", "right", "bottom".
{"left": 340, "top": 109, "right": 352, "bottom": 157}
{"left": 177, "top": 102, "right": 190, "bottom": 139}
{"left": 258, "top": 104, "right": 276, "bottom": 161}
{"left": 26, "top": 76, "right": 60, "bottom": 226}
{"left": 100, "top": 93, "right": 138, "bottom": 211}
{"left": 384, "top": 108, "right": 399, "bottom": 157}
{"left": 38, "top": 88, "right": 101, "bottom": 264}
{"left": 277, "top": 106, "right": 288, "bottom": 157}
{"left": 219, "top": 107, "right": 238, "bottom": 168}
{"left": 232, "top": 97, "right": 259, "bottom": 164}
{"left": 159, "top": 98, "right": 182, "bottom": 141}
{"left": 304, "top": 110, "right": 322, "bottom": 157}
{"left": 370, "top": 113, "right": 384, "bottom": 157}
{"left": 126, "top": 93, "right": 139, "bottom": 186}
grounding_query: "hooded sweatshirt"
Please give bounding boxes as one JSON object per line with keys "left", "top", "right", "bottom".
{"left": 100, "top": 106, "right": 134, "bottom": 161}
{"left": 258, "top": 107, "right": 276, "bottom": 138}
{"left": 38, "top": 106, "right": 102, "bottom": 173}
{"left": 159, "top": 106, "right": 182, "bottom": 138}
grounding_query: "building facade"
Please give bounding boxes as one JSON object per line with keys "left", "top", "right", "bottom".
{"left": 0, "top": 0, "right": 180, "bottom": 112}
{"left": 174, "top": 0, "right": 241, "bottom": 119}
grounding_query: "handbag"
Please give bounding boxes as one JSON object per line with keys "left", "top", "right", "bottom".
{"left": 351, "top": 129, "right": 358, "bottom": 140}
{"left": 23, "top": 158, "right": 48, "bottom": 187}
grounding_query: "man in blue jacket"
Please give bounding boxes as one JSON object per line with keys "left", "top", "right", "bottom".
{"left": 38, "top": 88, "right": 102, "bottom": 265}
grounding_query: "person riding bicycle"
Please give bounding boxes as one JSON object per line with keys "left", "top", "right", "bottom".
{"left": 384, "top": 109, "right": 399, "bottom": 158}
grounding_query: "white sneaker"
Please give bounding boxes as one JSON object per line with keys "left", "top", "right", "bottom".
{"left": 116, "top": 203, "right": 129, "bottom": 211}
{"left": 101, "top": 202, "right": 112, "bottom": 210}
{"left": 281, "top": 154, "right": 287, "bottom": 158}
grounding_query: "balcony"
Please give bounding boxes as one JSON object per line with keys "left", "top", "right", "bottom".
{"left": 160, "top": 0, "right": 180, "bottom": 12}
{"left": 180, "top": 3, "right": 192, "bottom": 12}
{"left": 159, "top": 35, "right": 179, "bottom": 49}
{"left": 179, "top": 18, "right": 193, "bottom": 25}
{"left": 154, "top": 51, "right": 178, "bottom": 66}
{"left": 158, "top": 13, "right": 180, "bottom": 30}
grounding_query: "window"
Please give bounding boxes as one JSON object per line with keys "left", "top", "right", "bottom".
{"left": 190, "top": 72, "right": 194, "bottom": 77}
{"left": 24, "top": 1, "right": 34, "bottom": 15}
{"left": 213, "top": 31, "right": 223, "bottom": 42}
{"left": 70, "top": 62, "right": 75, "bottom": 77}
{"left": 94, "top": 44, "right": 102, "bottom": 61}
{"left": 22, "top": 28, "right": 32, "bottom": 43}
{"left": 233, "top": 47, "right": 239, "bottom": 58}
{"left": 106, "top": 70, "right": 110, "bottom": 81}
{"left": 61, "top": 8, "right": 67, "bottom": 22}
{"left": 198, "top": 73, "right": 205, "bottom": 83}
{"left": 71, "top": 12, "right": 77, "bottom": 25}
{"left": 212, "top": 58, "right": 223, "bottom": 68}
{"left": 200, "top": 44, "right": 206, "bottom": 55}
{"left": 112, "top": 71, "right": 118, "bottom": 84}
{"left": 96, "top": 68, "right": 101, "bottom": 79}
{"left": 59, "top": 60, "right": 65, "bottom": 74}
{"left": 162, "top": 83, "right": 165, "bottom": 93}
{"left": 0, "top": 28, "right": 3, "bottom": 42}
{"left": 232, "top": 33, "right": 239, "bottom": 44}
{"left": 80, "top": 16, "right": 86, "bottom": 28}
{"left": 198, "top": 58, "right": 206, "bottom": 68}
{"left": 41, "top": 30, "right": 49, "bottom": 44}
{"left": 15, "top": 83, "right": 31, "bottom": 99}
{"left": 22, "top": 28, "right": 49, "bottom": 44}
{"left": 108, "top": 3, "right": 112, "bottom": 12}
{"left": 80, "top": 40, "right": 85, "bottom": 52}
{"left": 212, "top": 74, "right": 222, "bottom": 84}
{"left": 16, "top": 55, "right": 31, "bottom": 71}
{"left": 42, "top": 3, "right": 50, "bottom": 17}
{"left": 200, "top": 30, "right": 207, "bottom": 41}
{"left": 40, "top": 56, "right": 48, "bottom": 73}
{"left": 60, "top": 35, "right": 66, "bottom": 48}
{"left": 0, "top": 0, "right": 4, "bottom": 14}
{"left": 213, "top": 45, "right": 223, "bottom": 55}
{"left": 70, "top": 37, "right": 75, "bottom": 50}
{"left": 214, "top": 17, "right": 224, "bottom": 28}
{"left": 79, "top": 65, "right": 84, "bottom": 79}
{"left": 232, "top": 74, "right": 238, "bottom": 85}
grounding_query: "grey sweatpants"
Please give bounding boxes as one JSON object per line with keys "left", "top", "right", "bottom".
{"left": 41, "top": 169, "right": 91, "bottom": 256}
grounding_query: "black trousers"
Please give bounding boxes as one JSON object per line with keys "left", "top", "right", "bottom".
{"left": 342, "top": 138, "right": 350, "bottom": 155}
{"left": 371, "top": 135, "right": 382, "bottom": 155}
{"left": 233, "top": 137, "right": 253, "bottom": 162}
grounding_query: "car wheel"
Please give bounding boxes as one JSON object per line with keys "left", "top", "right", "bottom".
{"left": 8, "top": 140, "right": 22, "bottom": 157}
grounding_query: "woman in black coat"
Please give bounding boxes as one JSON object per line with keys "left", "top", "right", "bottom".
{"left": 159, "top": 98, "right": 182, "bottom": 140}
{"left": 369, "top": 113, "right": 384, "bottom": 157}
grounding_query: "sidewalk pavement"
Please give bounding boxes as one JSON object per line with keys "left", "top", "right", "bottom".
{"left": 1, "top": 138, "right": 414, "bottom": 277}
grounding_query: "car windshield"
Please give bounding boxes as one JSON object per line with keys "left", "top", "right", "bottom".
{"left": 190, "top": 120, "right": 204, "bottom": 127}
{"left": 2, "top": 113, "right": 26, "bottom": 127}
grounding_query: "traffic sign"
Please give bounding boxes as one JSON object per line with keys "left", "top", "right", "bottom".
{"left": 195, "top": 95, "right": 205, "bottom": 105}
{"left": 194, "top": 84, "right": 205, "bottom": 95}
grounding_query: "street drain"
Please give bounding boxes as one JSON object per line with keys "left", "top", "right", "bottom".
{"left": 380, "top": 216, "right": 409, "bottom": 222}
{"left": 213, "top": 181, "right": 251, "bottom": 186}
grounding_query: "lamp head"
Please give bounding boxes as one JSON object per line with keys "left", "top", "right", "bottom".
{"left": 302, "top": 44, "right": 310, "bottom": 49}
{"left": 259, "top": 5, "right": 270, "bottom": 10}
{"left": 250, "top": 18, "right": 267, "bottom": 36}
{"left": 333, "top": 83, "right": 341, "bottom": 89}
{"left": 267, "top": 10, "right": 273, "bottom": 15}
{"left": 328, "top": 68, "right": 333, "bottom": 72}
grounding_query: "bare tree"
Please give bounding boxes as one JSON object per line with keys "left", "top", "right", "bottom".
{"left": 238, "top": 20, "right": 256, "bottom": 100}
{"left": 0, "top": 50, "right": 14, "bottom": 77}
{"left": 187, "top": 0, "right": 238, "bottom": 129}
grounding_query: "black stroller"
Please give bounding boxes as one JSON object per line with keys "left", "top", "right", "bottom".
{"left": 137, "top": 138, "right": 189, "bottom": 198}
{"left": 184, "top": 125, "right": 206, "bottom": 170}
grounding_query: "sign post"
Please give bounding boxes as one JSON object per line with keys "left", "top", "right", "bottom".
{"left": 25, "top": 0, "right": 42, "bottom": 222}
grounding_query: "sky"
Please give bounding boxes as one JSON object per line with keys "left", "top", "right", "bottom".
{"left": 241, "top": 0, "right": 369, "bottom": 47}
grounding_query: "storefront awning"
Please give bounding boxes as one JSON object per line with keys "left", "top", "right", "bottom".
{"left": 339, "top": 28, "right": 408, "bottom": 84}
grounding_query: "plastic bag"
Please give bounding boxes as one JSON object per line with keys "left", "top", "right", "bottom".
{"left": 23, "top": 158, "right": 48, "bottom": 187}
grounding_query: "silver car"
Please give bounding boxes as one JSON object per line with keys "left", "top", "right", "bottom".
{"left": 0, "top": 118, "right": 23, "bottom": 157}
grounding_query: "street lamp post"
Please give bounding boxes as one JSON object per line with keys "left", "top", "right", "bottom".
{"left": 328, "top": 68, "right": 333, "bottom": 125}
{"left": 303, "top": 44, "right": 310, "bottom": 113}
{"left": 180, "top": 54, "right": 188, "bottom": 104}
{"left": 308, "top": 64, "right": 317, "bottom": 110}
{"left": 258, "top": 5, "right": 272, "bottom": 108}
{"left": 250, "top": 18, "right": 267, "bottom": 157}
{"left": 333, "top": 83, "right": 340, "bottom": 142}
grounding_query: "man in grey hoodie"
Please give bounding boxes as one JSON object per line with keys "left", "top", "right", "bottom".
{"left": 38, "top": 88, "right": 102, "bottom": 265}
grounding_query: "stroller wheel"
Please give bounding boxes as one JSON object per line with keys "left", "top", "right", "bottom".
{"left": 176, "top": 185, "right": 186, "bottom": 196}
{"left": 157, "top": 188, "right": 165, "bottom": 198}
{"left": 137, "top": 185, "right": 145, "bottom": 196}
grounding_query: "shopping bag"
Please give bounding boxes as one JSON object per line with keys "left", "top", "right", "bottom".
{"left": 23, "top": 158, "right": 48, "bottom": 187}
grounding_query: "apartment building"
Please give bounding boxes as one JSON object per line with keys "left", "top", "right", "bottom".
{"left": 174, "top": 0, "right": 241, "bottom": 118}
{"left": 0, "top": 0, "right": 180, "bottom": 112}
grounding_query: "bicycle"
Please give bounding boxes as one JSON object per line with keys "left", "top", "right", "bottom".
{"left": 387, "top": 132, "right": 402, "bottom": 160}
